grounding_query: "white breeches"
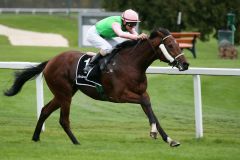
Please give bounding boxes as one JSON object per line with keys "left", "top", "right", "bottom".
{"left": 86, "top": 26, "right": 120, "bottom": 56}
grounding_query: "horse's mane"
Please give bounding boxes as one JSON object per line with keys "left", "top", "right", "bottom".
{"left": 111, "top": 27, "right": 170, "bottom": 54}
{"left": 111, "top": 39, "right": 139, "bottom": 54}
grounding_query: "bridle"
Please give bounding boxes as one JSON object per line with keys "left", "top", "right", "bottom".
{"left": 148, "top": 34, "right": 184, "bottom": 66}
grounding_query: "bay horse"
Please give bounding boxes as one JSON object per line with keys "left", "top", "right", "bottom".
{"left": 4, "top": 28, "right": 189, "bottom": 147}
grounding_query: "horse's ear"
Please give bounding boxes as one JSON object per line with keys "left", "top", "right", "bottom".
{"left": 157, "top": 30, "right": 165, "bottom": 38}
{"left": 158, "top": 28, "right": 170, "bottom": 35}
{"left": 150, "top": 28, "right": 160, "bottom": 39}
{"left": 150, "top": 27, "right": 169, "bottom": 39}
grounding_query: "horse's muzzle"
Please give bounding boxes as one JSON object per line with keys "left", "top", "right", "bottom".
{"left": 169, "top": 60, "right": 189, "bottom": 71}
{"left": 177, "top": 62, "right": 189, "bottom": 71}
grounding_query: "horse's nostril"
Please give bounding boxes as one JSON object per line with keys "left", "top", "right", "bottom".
{"left": 183, "top": 62, "right": 189, "bottom": 70}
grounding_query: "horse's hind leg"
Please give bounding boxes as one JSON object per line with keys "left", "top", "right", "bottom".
{"left": 32, "top": 95, "right": 79, "bottom": 144}
{"left": 59, "top": 97, "right": 80, "bottom": 144}
{"left": 32, "top": 98, "right": 59, "bottom": 142}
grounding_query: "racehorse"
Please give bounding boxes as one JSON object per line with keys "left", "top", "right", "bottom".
{"left": 4, "top": 28, "right": 189, "bottom": 147}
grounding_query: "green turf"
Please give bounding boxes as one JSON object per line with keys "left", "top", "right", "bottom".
{"left": 0, "top": 14, "right": 240, "bottom": 160}
{"left": 0, "top": 35, "right": 10, "bottom": 45}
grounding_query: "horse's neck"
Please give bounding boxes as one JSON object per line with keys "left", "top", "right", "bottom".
{"left": 129, "top": 40, "right": 157, "bottom": 72}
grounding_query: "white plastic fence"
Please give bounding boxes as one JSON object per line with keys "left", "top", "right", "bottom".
{"left": 0, "top": 62, "right": 45, "bottom": 131}
{"left": 1, "top": 62, "right": 240, "bottom": 137}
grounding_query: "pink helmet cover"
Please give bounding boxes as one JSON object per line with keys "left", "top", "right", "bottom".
{"left": 122, "top": 9, "right": 141, "bottom": 22}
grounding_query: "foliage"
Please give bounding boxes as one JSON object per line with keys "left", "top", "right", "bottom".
{"left": 102, "top": 0, "right": 240, "bottom": 44}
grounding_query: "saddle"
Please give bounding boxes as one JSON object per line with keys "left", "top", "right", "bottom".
{"left": 76, "top": 53, "right": 119, "bottom": 100}
{"left": 76, "top": 48, "right": 119, "bottom": 86}
{"left": 76, "top": 54, "right": 101, "bottom": 87}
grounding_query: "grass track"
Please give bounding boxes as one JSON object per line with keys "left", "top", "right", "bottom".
{"left": 0, "top": 14, "right": 240, "bottom": 160}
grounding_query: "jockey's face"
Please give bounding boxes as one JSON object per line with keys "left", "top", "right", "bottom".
{"left": 123, "top": 20, "right": 137, "bottom": 30}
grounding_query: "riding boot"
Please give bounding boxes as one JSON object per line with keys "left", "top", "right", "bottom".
{"left": 83, "top": 53, "right": 103, "bottom": 74}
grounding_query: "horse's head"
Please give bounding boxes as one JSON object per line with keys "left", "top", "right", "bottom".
{"left": 149, "top": 28, "right": 189, "bottom": 71}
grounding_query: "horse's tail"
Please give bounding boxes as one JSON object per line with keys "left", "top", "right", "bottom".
{"left": 4, "top": 61, "right": 48, "bottom": 96}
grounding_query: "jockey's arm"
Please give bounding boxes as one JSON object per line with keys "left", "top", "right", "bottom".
{"left": 112, "top": 22, "right": 138, "bottom": 40}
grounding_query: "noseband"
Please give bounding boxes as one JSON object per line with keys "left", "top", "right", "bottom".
{"left": 148, "top": 34, "right": 184, "bottom": 65}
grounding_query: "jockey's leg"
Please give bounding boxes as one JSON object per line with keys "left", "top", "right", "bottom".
{"left": 85, "top": 27, "right": 115, "bottom": 73}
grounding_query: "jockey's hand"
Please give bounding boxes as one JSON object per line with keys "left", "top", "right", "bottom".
{"left": 137, "top": 33, "right": 148, "bottom": 40}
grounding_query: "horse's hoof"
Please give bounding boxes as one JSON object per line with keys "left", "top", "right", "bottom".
{"left": 32, "top": 137, "right": 40, "bottom": 142}
{"left": 73, "top": 141, "right": 80, "bottom": 145}
{"left": 169, "top": 140, "right": 180, "bottom": 147}
{"left": 74, "top": 142, "right": 80, "bottom": 145}
{"left": 150, "top": 132, "right": 158, "bottom": 139}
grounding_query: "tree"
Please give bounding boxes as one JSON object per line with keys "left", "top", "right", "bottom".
{"left": 102, "top": 0, "right": 240, "bottom": 44}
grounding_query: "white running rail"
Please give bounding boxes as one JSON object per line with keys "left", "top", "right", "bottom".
{"left": 1, "top": 62, "right": 240, "bottom": 137}
{"left": 0, "top": 62, "right": 45, "bottom": 131}
{"left": 0, "top": 8, "right": 104, "bottom": 15}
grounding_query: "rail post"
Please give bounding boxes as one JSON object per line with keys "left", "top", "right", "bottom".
{"left": 193, "top": 75, "right": 203, "bottom": 138}
{"left": 36, "top": 73, "right": 45, "bottom": 131}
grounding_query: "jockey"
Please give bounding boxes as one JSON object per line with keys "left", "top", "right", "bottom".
{"left": 83, "top": 9, "right": 148, "bottom": 73}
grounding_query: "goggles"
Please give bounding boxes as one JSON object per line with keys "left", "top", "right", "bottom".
{"left": 126, "top": 22, "right": 137, "bottom": 27}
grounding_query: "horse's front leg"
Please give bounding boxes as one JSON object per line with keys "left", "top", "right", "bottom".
{"left": 141, "top": 92, "right": 180, "bottom": 147}
{"left": 140, "top": 97, "right": 158, "bottom": 139}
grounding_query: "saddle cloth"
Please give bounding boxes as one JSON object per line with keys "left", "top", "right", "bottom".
{"left": 76, "top": 54, "right": 102, "bottom": 88}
